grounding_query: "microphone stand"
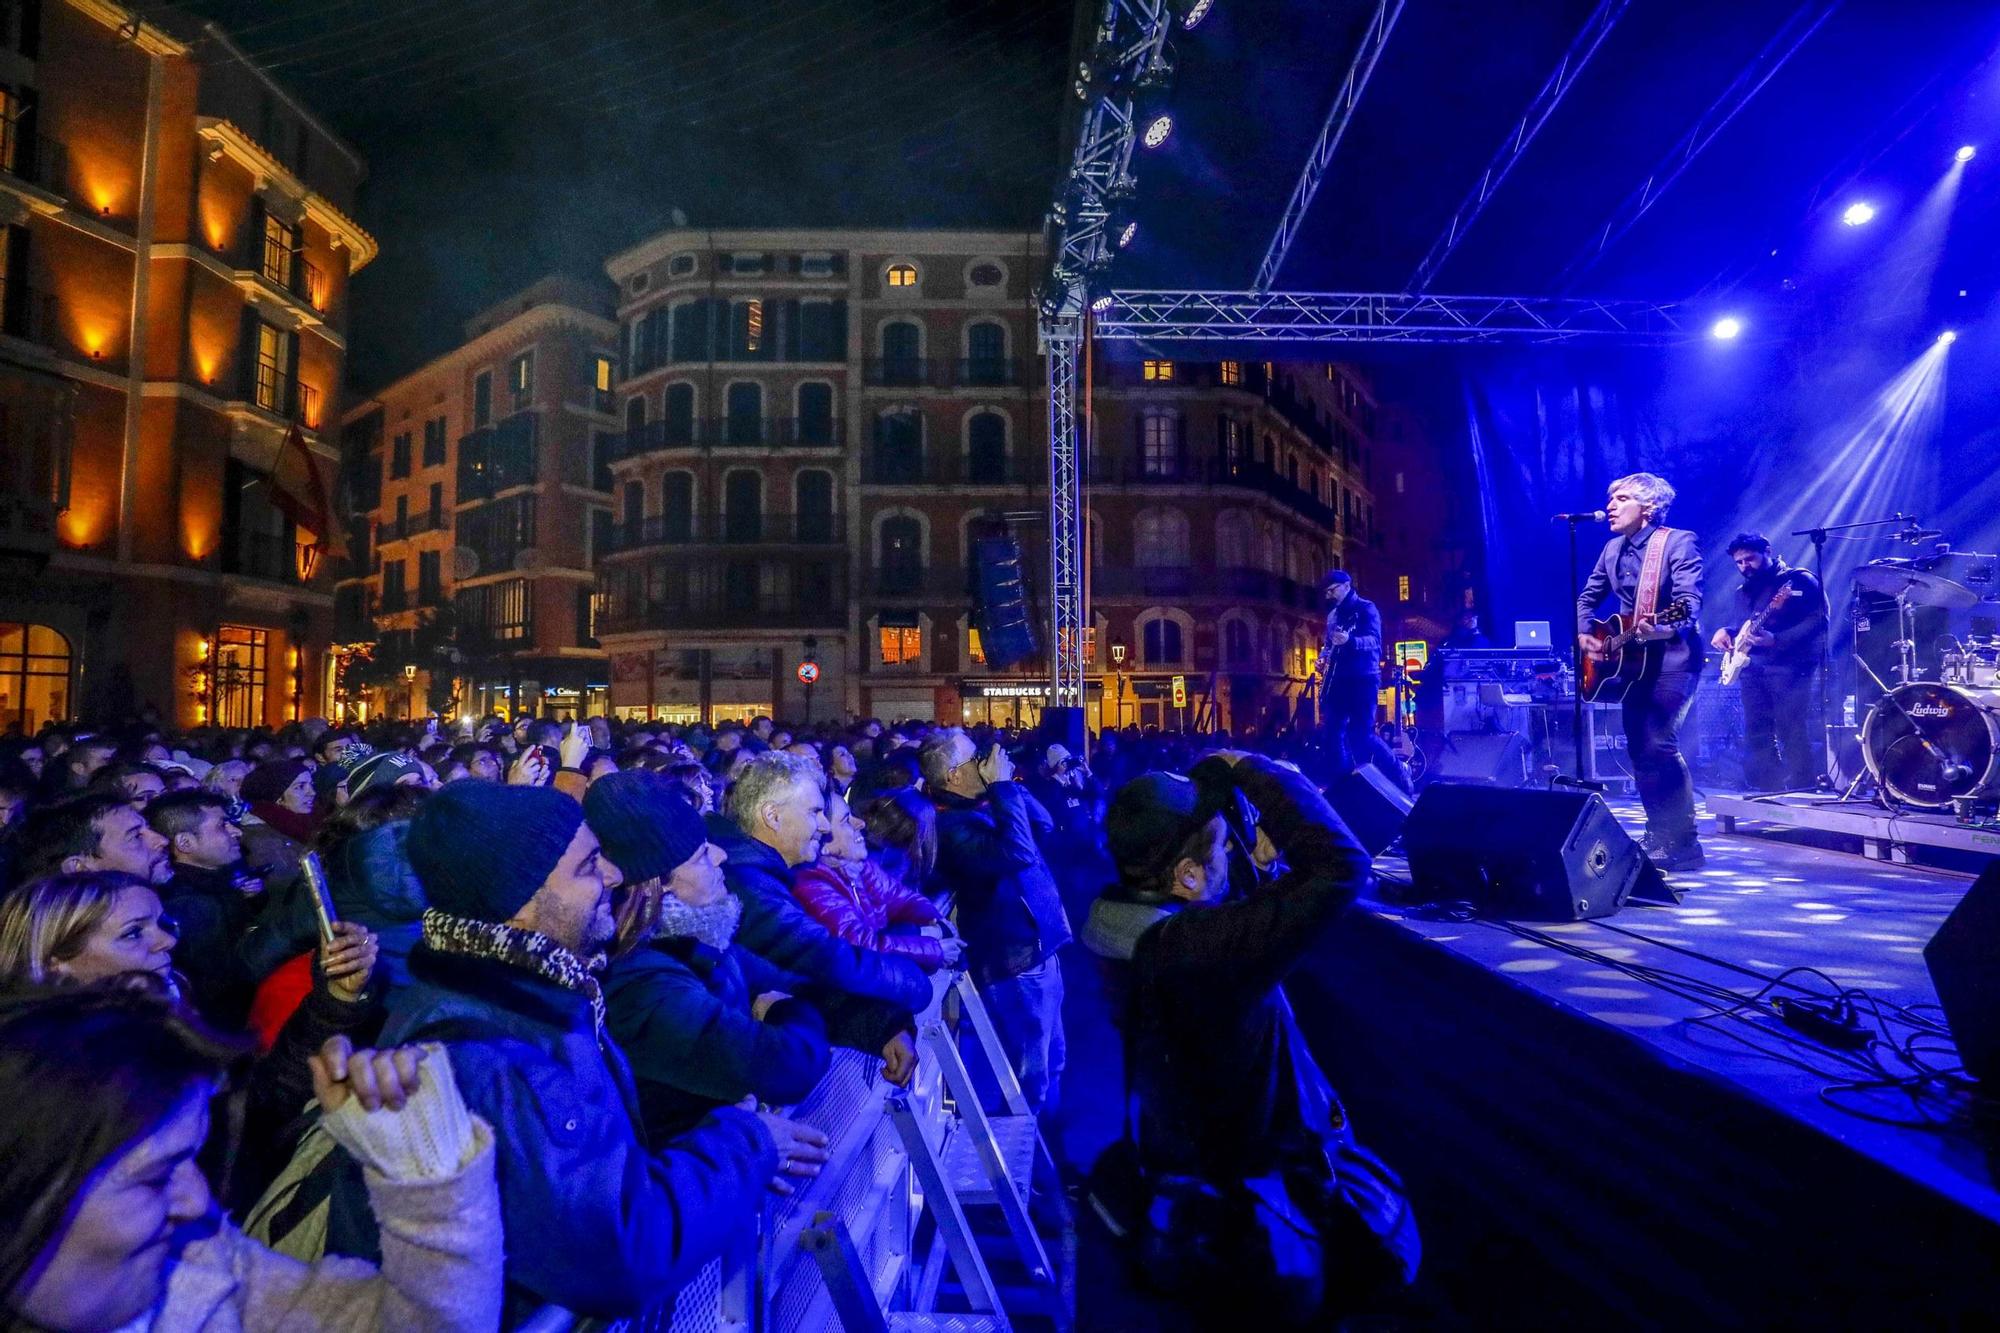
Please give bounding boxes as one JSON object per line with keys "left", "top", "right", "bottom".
{"left": 1790, "top": 513, "right": 1909, "bottom": 789}
{"left": 1563, "top": 514, "right": 1594, "bottom": 782}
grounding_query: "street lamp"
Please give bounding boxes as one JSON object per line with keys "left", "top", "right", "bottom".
{"left": 1110, "top": 641, "right": 1128, "bottom": 666}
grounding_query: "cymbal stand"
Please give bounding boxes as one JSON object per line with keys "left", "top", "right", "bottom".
{"left": 1793, "top": 512, "right": 1910, "bottom": 790}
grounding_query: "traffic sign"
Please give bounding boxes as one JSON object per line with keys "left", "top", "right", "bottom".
{"left": 796, "top": 660, "right": 821, "bottom": 686}
{"left": 1171, "top": 674, "right": 1187, "bottom": 708}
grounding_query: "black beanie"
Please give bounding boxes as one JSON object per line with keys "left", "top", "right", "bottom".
{"left": 1106, "top": 770, "right": 1202, "bottom": 881}
{"left": 584, "top": 770, "right": 708, "bottom": 884}
{"left": 405, "top": 780, "right": 583, "bottom": 923}
{"left": 242, "top": 758, "right": 311, "bottom": 806}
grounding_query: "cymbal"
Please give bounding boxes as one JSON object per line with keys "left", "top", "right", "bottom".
{"left": 1854, "top": 561, "right": 1980, "bottom": 609}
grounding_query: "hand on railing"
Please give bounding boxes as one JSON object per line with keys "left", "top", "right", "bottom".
{"left": 879, "top": 1032, "right": 919, "bottom": 1088}
{"left": 744, "top": 1098, "right": 832, "bottom": 1196}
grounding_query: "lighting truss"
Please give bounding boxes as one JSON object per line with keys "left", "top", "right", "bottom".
{"left": 1407, "top": 0, "right": 1634, "bottom": 293}
{"left": 1092, "top": 290, "right": 1691, "bottom": 344}
{"left": 1557, "top": 0, "right": 1841, "bottom": 292}
{"left": 1044, "top": 329, "right": 1086, "bottom": 711}
{"left": 1252, "top": 0, "right": 1405, "bottom": 292}
{"left": 1040, "top": 0, "right": 1179, "bottom": 321}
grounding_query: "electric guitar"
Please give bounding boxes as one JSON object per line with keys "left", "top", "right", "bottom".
{"left": 1718, "top": 583, "right": 1797, "bottom": 686}
{"left": 1579, "top": 598, "right": 1695, "bottom": 703}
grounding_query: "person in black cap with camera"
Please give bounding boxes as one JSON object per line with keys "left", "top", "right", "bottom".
{"left": 1083, "top": 753, "right": 1417, "bottom": 1326}
{"left": 1316, "top": 570, "right": 1408, "bottom": 792}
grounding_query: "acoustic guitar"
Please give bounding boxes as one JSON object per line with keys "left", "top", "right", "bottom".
{"left": 1579, "top": 598, "right": 1694, "bottom": 703}
{"left": 1717, "top": 583, "right": 1797, "bottom": 686}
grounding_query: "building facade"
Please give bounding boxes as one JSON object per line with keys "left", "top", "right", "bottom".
{"left": 596, "top": 228, "right": 1048, "bottom": 726}
{"left": 0, "top": 0, "right": 373, "bottom": 732}
{"left": 335, "top": 275, "right": 620, "bottom": 720}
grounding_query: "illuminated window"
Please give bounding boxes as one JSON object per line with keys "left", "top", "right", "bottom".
{"left": 733, "top": 298, "right": 764, "bottom": 355}
{"left": 880, "top": 626, "right": 922, "bottom": 665}
{"left": 260, "top": 214, "right": 295, "bottom": 286}
{"left": 1398, "top": 575, "right": 1411, "bottom": 602}
{"left": 0, "top": 90, "right": 19, "bottom": 174}
{"left": 213, "top": 625, "right": 268, "bottom": 729}
{"left": 886, "top": 263, "right": 919, "bottom": 288}
{"left": 1219, "top": 360, "right": 1242, "bottom": 386}
{"left": 254, "top": 323, "right": 290, "bottom": 412}
{"left": 509, "top": 351, "right": 534, "bottom": 409}
{"left": 1142, "top": 360, "right": 1174, "bottom": 382}
{"left": 0, "top": 623, "right": 71, "bottom": 733}
{"left": 593, "top": 355, "right": 615, "bottom": 413}
{"left": 967, "top": 626, "right": 986, "bottom": 665}
{"left": 594, "top": 356, "right": 613, "bottom": 393}
{"left": 1140, "top": 411, "right": 1182, "bottom": 478}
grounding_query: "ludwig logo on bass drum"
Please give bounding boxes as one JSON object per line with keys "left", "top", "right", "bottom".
{"left": 1908, "top": 703, "right": 1952, "bottom": 718}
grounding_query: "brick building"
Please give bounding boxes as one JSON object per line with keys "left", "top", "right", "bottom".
{"left": 0, "top": 0, "right": 373, "bottom": 731}
{"left": 595, "top": 228, "right": 1048, "bottom": 725}
{"left": 335, "top": 275, "right": 620, "bottom": 720}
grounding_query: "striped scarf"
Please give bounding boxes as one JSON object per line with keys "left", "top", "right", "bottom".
{"left": 420, "top": 908, "right": 607, "bottom": 1040}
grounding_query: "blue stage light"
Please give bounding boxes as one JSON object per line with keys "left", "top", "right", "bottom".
{"left": 1956, "top": 145, "right": 1977, "bottom": 164}
{"left": 1841, "top": 201, "right": 1877, "bottom": 227}
{"left": 1143, "top": 114, "right": 1173, "bottom": 149}
{"left": 1938, "top": 329, "right": 1958, "bottom": 346}
{"left": 1711, "top": 317, "right": 1744, "bottom": 341}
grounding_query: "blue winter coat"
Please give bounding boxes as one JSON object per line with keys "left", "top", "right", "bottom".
{"left": 704, "top": 818, "right": 932, "bottom": 1014}
{"left": 933, "top": 780, "right": 1072, "bottom": 986}
{"left": 329, "top": 942, "right": 776, "bottom": 1323}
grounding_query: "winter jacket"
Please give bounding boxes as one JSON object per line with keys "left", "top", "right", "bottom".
{"left": 604, "top": 936, "right": 830, "bottom": 1141}
{"left": 790, "top": 858, "right": 947, "bottom": 971}
{"left": 142, "top": 1132, "right": 502, "bottom": 1332}
{"left": 932, "top": 781, "right": 1071, "bottom": 986}
{"left": 328, "top": 942, "right": 776, "bottom": 1323}
{"left": 1081, "top": 757, "right": 1371, "bottom": 1181}
{"left": 161, "top": 860, "right": 266, "bottom": 1029}
{"left": 321, "top": 819, "right": 426, "bottom": 994}
{"left": 705, "top": 817, "right": 932, "bottom": 1014}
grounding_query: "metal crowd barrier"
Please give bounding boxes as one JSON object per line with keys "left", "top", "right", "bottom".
{"left": 526, "top": 967, "right": 1067, "bottom": 1333}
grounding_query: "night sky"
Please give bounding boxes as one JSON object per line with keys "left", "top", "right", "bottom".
{"left": 168, "top": 0, "right": 1076, "bottom": 392}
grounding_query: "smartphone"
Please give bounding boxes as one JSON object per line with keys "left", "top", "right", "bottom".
{"left": 301, "top": 851, "right": 339, "bottom": 946}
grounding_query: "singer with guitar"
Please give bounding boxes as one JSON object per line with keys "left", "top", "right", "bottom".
{"left": 1712, "top": 532, "right": 1828, "bottom": 792}
{"left": 1576, "top": 473, "right": 1708, "bottom": 869}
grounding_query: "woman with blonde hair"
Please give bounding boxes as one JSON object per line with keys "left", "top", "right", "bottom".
{"left": 0, "top": 870, "right": 181, "bottom": 996}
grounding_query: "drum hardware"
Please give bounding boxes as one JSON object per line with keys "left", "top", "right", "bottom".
{"left": 1857, "top": 650, "right": 2000, "bottom": 810}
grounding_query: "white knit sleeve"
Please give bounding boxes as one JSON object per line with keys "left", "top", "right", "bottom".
{"left": 317, "top": 1042, "right": 478, "bottom": 1182}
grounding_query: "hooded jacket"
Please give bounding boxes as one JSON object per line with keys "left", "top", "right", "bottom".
{"left": 321, "top": 819, "right": 426, "bottom": 994}
{"left": 161, "top": 859, "right": 266, "bottom": 1029}
{"left": 1082, "top": 757, "right": 1371, "bottom": 1181}
{"left": 704, "top": 816, "right": 932, "bottom": 1014}
{"left": 933, "top": 780, "right": 1070, "bottom": 986}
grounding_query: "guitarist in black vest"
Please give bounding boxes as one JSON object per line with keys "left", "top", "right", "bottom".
{"left": 1711, "top": 532, "right": 1827, "bottom": 792}
{"left": 1575, "top": 473, "right": 1707, "bottom": 869}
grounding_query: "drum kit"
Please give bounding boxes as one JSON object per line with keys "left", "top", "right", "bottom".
{"left": 1850, "top": 542, "right": 2000, "bottom": 812}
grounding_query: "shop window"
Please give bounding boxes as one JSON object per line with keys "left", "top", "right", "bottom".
{"left": 0, "top": 623, "right": 69, "bottom": 732}
{"left": 213, "top": 625, "right": 268, "bottom": 728}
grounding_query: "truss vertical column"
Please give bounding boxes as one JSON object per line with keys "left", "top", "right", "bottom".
{"left": 1045, "top": 322, "right": 1085, "bottom": 722}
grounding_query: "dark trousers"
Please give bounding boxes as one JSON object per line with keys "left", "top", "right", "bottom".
{"left": 1321, "top": 675, "right": 1408, "bottom": 792}
{"left": 1740, "top": 664, "right": 1824, "bottom": 791}
{"left": 1622, "top": 669, "right": 1698, "bottom": 845}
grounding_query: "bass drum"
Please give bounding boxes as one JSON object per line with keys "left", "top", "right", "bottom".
{"left": 1861, "top": 683, "right": 2000, "bottom": 809}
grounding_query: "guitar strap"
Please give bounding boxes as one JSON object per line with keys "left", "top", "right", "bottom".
{"left": 1635, "top": 527, "right": 1673, "bottom": 622}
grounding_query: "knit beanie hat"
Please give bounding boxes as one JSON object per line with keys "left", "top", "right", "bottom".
{"left": 583, "top": 770, "right": 708, "bottom": 884}
{"left": 406, "top": 780, "right": 583, "bottom": 923}
{"left": 348, "top": 750, "right": 425, "bottom": 797}
{"left": 1106, "top": 771, "right": 1201, "bottom": 881}
{"left": 242, "top": 758, "right": 311, "bottom": 806}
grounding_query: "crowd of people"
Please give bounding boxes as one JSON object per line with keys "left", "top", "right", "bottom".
{"left": 0, "top": 707, "right": 1415, "bottom": 1330}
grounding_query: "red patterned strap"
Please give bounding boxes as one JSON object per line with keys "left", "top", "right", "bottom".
{"left": 1635, "top": 527, "right": 1673, "bottom": 622}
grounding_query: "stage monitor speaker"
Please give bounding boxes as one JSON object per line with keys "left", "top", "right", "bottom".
{"left": 1923, "top": 863, "right": 2000, "bottom": 1086}
{"left": 972, "top": 534, "right": 1037, "bottom": 668}
{"left": 1326, "top": 766, "right": 1413, "bottom": 858}
{"left": 1427, "top": 730, "right": 1531, "bottom": 787}
{"left": 1402, "top": 785, "right": 1667, "bottom": 920}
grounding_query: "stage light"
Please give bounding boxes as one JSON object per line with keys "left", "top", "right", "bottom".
{"left": 1841, "top": 201, "right": 1876, "bottom": 227}
{"left": 1710, "top": 316, "right": 1744, "bottom": 341}
{"left": 1142, "top": 114, "right": 1173, "bottom": 149}
{"left": 1118, "top": 221, "right": 1137, "bottom": 249}
{"left": 1956, "top": 145, "right": 1977, "bottom": 164}
{"left": 1938, "top": 329, "right": 1958, "bottom": 346}
{"left": 1091, "top": 294, "right": 1114, "bottom": 312}
{"left": 1181, "top": 0, "right": 1216, "bottom": 28}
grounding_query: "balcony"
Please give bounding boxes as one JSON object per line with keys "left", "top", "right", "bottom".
{"left": 595, "top": 562, "right": 849, "bottom": 634}
{"left": 605, "top": 509, "right": 845, "bottom": 553}
{"left": 612, "top": 416, "right": 846, "bottom": 458}
{"left": 862, "top": 358, "right": 1037, "bottom": 389}
{"left": 333, "top": 589, "right": 375, "bottom": 642}
{"left": 378, "top": 588, "right": 409, "bottom": 613}
{"left": 867, "top": 565, "right": 972, "bottom": 599}
{"left": 222, "top": 531, "right": 303, "bottom": 585}
{"left": 0, "top": 132, "right": 76, "bottom": 204}
{"left": 1092, "top": 453, "right": 1338, "bottom": 529}
{"left": 861, "top": 452, "right": 1042, "bottom": 487}
{"left": 456, "top": 413, "right": 540, "bottom": 501}
{"left": 374, "top": 510, "right": 452, "bottom": 546}
{"left": 1091, "top": 566, "right": 1308, "bottom": 606}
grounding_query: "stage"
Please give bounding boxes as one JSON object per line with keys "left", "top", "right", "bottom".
{"left": 1287, "top": 794, "right": 2000, "bottom": 1326}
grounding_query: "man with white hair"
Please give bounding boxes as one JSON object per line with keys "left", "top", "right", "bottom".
{"left": 1576, "top": 471, "right": 1707, "bottom": 868}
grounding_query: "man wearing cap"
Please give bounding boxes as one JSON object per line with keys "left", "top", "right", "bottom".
{"left": 1317, "top": 570, "right": 1408, "bottom": 793}
{"left": 1084, "top": 754, "right": 1417, "bottom": 1322}
{"left": 327, "top": 781, "right": 803, "bottom": 1323}
{"left": 346, "top": 749, "right": 433, "bottom": 799}
{"left": 589, "top": 771, "right": 838, "bottom": 1140}
{"left": 1027, "top": 741, "right": 1103, "bottom": 843}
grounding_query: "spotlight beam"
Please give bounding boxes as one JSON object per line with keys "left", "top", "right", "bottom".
{"left": 1253, "top": 0, "right": 1406, "bottom": 292}
{"left": 1557, "top": 0, "right": 1840, "bottom": 292}
{"left": 1408, "top": 0, "right": 1636, "bottom": 293}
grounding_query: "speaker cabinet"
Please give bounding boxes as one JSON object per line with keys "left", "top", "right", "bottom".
{"left": 1402, "top": 784, "right": 1664, "bottom": 920}
{"left": 1924, "top": 864, "right": 2000, "bottom": 1086}
{"left": 1427, "top": 731, "right": 1532, "bottom": 787}
{"left": 1326, "top": 765, "right": 1414, "bottom": 858}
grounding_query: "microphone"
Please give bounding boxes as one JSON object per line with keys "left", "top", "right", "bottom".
{"left": 1553, "top": 509, "right": 1607, "bottom": 523}
{"left": 1942, "top": 760, "right": 1974, "bottom": 784}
